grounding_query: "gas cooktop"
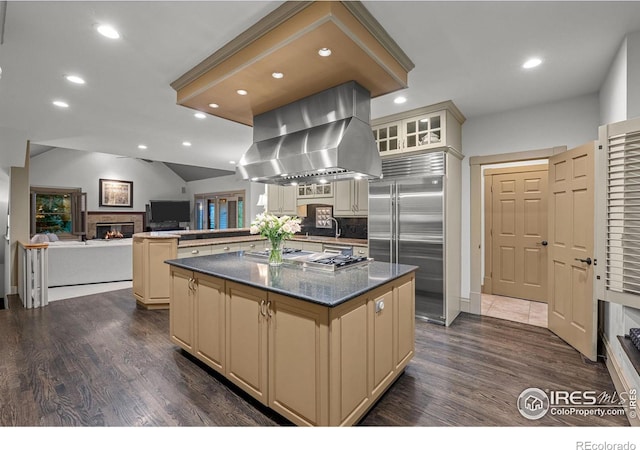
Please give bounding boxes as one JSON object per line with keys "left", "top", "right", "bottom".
{"left": 244, "top": 248, "right": 371, "bottom": 271}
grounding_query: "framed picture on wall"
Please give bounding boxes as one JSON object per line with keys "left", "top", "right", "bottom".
{"left": 99, "top": 179, "right": 133, "bottom": 207}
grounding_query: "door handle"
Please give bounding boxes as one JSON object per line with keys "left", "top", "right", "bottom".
{"left": 575, "top": 257, "right": 592, "bottom": 265}
{"left": 537, "top": 240, "right": 548, "bottom": 246}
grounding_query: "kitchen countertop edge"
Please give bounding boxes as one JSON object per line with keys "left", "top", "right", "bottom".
{"left": 165, "top": 253, "right": 417, "bottom": 307}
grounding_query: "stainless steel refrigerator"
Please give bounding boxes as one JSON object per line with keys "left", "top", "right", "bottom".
{"left": 369, "top": 153, "right": 445, "bottom": 324}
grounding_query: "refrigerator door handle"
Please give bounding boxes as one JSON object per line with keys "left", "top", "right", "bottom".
{"left": 393, "top": 182, "right": 399, "bottom": 265}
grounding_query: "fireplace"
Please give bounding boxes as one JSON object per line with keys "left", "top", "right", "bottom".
{"left": 96, "top": 222, "right": 135, "bottom": 239}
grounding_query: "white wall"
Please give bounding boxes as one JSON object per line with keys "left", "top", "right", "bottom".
{"left": 185, "top": 174, "right": 266, "bottom": 228}
{"left": 0, "top": 169, "right": 8, "bottom": 298}
{"left": 461, "top": 93, "right": 600, "bottom": 299}
{"left": 30, "top": 148, "right": 188, "bottom": 214}
{"left": 628, "top": 31, "right": 640, "bottom": 119}
{"left": 600, "top": 38, "right": 627, "bottom": 125}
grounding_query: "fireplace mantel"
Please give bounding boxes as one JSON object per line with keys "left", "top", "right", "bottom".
{"left": 87, "top": 211, "right": 146, "bottom": 239}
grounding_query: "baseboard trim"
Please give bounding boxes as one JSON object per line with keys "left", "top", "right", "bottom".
{"left": 602, "top": 333, "right": 639, "bottom": 426}
{"left": 460, "top": 297, "right": 471, "bottom": 314}
{"left": 469, "top": 290, "right": 482, "bottom": 315}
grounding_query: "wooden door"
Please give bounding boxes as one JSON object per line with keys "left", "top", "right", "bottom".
{"left": 548, "top": 143, "right": 596, "bottom": 361}
{"left": 489, "top": 166, "right": 549, "bottom": 302}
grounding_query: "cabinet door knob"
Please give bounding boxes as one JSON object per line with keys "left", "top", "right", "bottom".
{"left": 249, "top": 244, "right": 255, "bottom": 248}
{"left": 191, "top": 250, "right": 199, "bottom": 254}
{"left": 223, "top": 246, "right": 230, "bottom": 251}
{"left": 358, "top": 250, "right": 365, "bottom": 255}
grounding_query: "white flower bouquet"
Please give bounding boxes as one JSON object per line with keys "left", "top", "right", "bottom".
{"left": 250, "top": 213, "right": 302, "bottom": 265}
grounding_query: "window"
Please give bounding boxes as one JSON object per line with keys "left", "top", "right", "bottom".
{"left": 194, "top": 190, "right": 245, "bottom": 230}
{"left": 31, "top": 187, "right": 87, "bottom": 239}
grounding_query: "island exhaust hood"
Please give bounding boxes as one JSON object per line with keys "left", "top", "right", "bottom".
{"left": 236, "top": 81, "right": 382, "bottom": 186}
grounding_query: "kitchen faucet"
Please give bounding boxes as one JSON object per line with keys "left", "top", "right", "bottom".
{"left": 330, "top": 217, "right": 341, "bottom": 239}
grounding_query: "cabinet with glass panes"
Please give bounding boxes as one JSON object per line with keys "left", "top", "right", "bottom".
{"left": 296, "top": 183, "right": 333, "bottom": 198}
{"left": 371, "top": 101, "right": 464, "bottom": 158}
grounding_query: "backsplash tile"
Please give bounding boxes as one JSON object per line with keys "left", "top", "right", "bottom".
{"left": 298, "top": 204, "right": 367, "bottom": 239}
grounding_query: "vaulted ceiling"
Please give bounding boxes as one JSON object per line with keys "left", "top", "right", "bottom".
{"left": 2, "top": 1, "right": 640, "bottom": 175}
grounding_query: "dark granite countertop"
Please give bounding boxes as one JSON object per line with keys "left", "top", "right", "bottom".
{"left": 165, "top": 252, "right": 417, "bottom": 307}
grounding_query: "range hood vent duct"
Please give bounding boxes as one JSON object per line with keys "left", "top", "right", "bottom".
{"left": 237, "top": 81, "right": 382, "bottom": 186}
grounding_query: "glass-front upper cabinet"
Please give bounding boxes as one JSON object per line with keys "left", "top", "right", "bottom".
{"left": 403, "top": 113, "right": 443, "bottom": 152}
{"left": 372, "top": 111, "right": 448, "bottom": 156}
{"left": 297, "top": 183, "right": 332, "bottom": 198}
{"left": 372, "top": 122, "right": 402, "bottom": 156}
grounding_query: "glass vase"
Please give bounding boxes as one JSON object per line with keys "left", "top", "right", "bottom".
{"left": 269, "top": 239, "right": 284, "bottom": 266}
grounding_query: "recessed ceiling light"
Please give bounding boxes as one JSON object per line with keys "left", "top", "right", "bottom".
{"left": 209, "top": 103, "right": 219, "bottom": 108}
{"left": 182, "top": 141, "right": 192, "bottom": 147}
{"left": 394, "top": 96, "right": 407, "bottom": 104}
{"left": 251, "top": 177, "right": 258, "bottom": 181}
{"left": 291, "top": 182, "right": 298, "bottom": 186}
{"left": 52, "top": 100, "right": 69, "bottom": 108}
{"left": 281, "top": 173, "right": 288, "bottom": 177}
{"left": 96, "top": 24, "right": 120, "bottom": 39}
{"left": 229, "top": 160, "right": 236, "bottom": 164}
{"left": 237, "top": 89, "right": 248, "bottom": 96}
{"left": 194, "top": 112, "right": 206, "bottom": 119}
{"left": 523, "top": 57, "right": 542, "bottom": 69}
{"left": 318, "top": 48, "right": 332, "bottom": 57}
{"left": 319, "top": 179, "right": 328, "bottom": 184}
{"left": 272, "top": 72, "right": 284, "bottom": 79}
{"left": 65, "top": 75, "right": 85, "bottom": 85}
{"left": 138, "top": 144, "right": 147, "bottom": 150}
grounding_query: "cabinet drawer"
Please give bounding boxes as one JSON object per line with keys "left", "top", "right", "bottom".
{"left": 177, "top": 246, "right": 212, "bottom": 258}
{"left": 211, "top": 242, "right": 242, "bottom": 254}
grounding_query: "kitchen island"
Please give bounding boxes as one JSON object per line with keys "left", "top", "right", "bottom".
{"left": 165, "top": 251, "right": 417, "bottom": 426}
{"left": 132, "top": 229, "right": 368, "bottom": 309}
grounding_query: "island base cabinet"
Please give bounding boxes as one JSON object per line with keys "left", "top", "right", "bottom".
{"left": 195, "top": 275, "right": 225, "bottom": 373}
{"left": 169, "top": 269, "right": 415, "bottom": 427}
{"left": 170, "top": 267, "right": 225, "bottom": 373}
{"left": 329, "top": 296, "right": 371, "bottom": 426}
{"left": 225, "top": 282, "right": 269, "bottom": 405}
{"left": 268, "top": 293, "right": 330, "bottom": 426}
{"left": 170, "top": 267, "right": 194, "bottom": 352}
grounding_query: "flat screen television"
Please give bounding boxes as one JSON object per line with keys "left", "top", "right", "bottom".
{"left": 149, "top": 200, "right": 191, "bottom": 223}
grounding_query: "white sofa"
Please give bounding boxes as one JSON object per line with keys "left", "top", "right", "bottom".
{"left": 47, "top": 238, "right": 133, "bottom": 287}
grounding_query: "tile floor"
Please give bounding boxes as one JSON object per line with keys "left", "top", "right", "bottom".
{"left": 481, "top": 293, "right": 548, "bottom": 328}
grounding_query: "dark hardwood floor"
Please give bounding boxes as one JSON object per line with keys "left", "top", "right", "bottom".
{"left": 0, "top": 289, "right": 629, "bottom": 427}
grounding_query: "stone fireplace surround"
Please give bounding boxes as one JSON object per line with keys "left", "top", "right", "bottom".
{"left": 87, "top": 211, "right": 145, "bottom": 240}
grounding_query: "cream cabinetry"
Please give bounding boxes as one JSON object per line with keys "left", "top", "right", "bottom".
{"left": 296, "top": 183, "right": 333, "bottom": 200}
{"left": 133, "top": 236, "right": 177, "bottom": 309}
{"left": 170, "top": 267, "right": 226, "bottom": 373}
{"left": 168, "top": 267, "right": 415, "bottom": 426}
{"left": 177, "top": 244, "right": 212, "bottom": 258}
{"left": 169, "top": 267, "right": 194, "bottom": 352}
{"left": 334, "top": 179, "right": 368, "bottom": 217}
{"left": 371, "top": 101, "right": 464, "bottom": 158}
{"left": 266, "top": 185, "right": 297, "bottom": 215}
{"left": 211, "top": 242, "right": 242, "bottom": 254}
{"left": 353, "top": 245, "right": 369, "bottom": 257}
